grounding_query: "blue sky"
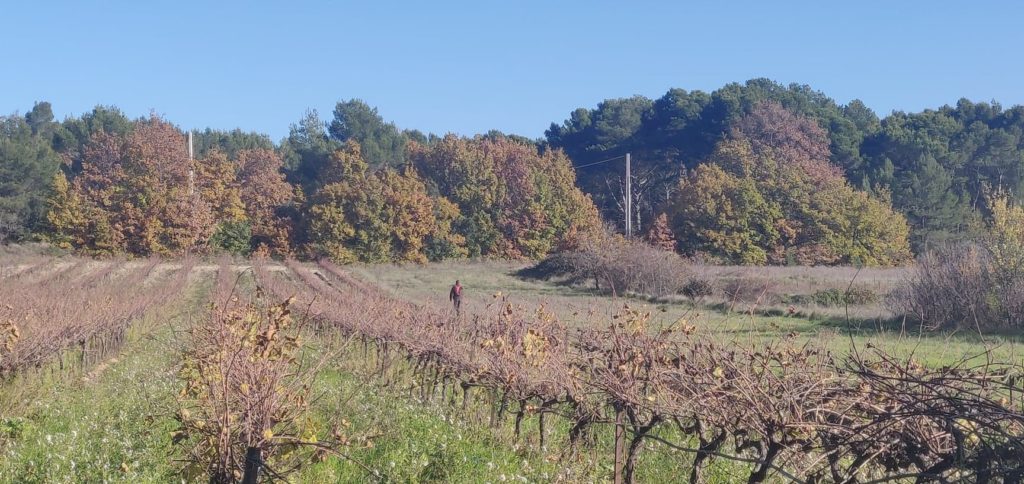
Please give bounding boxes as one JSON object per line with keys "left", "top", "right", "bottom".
{"left": 3, "top": 1, "right": 1022, "bottom": 141}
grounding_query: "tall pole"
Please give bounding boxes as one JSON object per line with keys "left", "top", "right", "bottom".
{"left": 625, "top": 152, "right": 632, "bottom": 238}
{"left": 187, "top": 131, "right": 195, "bottom": 196}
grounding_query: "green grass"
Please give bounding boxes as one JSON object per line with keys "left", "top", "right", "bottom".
{"left": 296, "top": 339, "right": 750, "bottom": 483}
{"left": 0, "top": 264, "right": 576, "bottom": 483}
{"left": 298, "top": 362, "right": 575, "bottom": 482}
{"left": 0, "top": 274, "right": 208, "bottom": 482}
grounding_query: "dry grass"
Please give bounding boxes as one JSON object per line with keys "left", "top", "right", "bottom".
{"left": 694, "top": 264, "right": 907, "bottom": 291}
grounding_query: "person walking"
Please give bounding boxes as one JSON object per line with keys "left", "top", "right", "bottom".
{"left": 449, "top": 280, "right": 463, "bottom": 314}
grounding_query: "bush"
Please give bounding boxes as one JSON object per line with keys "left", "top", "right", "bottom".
{"left": 782, "top": 287, "right": 878, "bottom": 307}
{"left": 175, "top": 280, "right": 331, "bottom": 483}
{"left": 681, "top": 277, "right": 715, "bottom": 299}
{"left": 520, "top": 233, "right": 691, "bottom": 298}
{"left": 845, "top": 287, "right": 879, "bottom": 305}
{"left": 889, "top": 193, "right": 1024, "bottom": 331}
{"left": 887, "top": 244, "right": 1024, "bottom": 330}
{"left": 514, "top": 250, "right": 589, "bottom": 283}
{"left": 720, "top": 276, "right": 776, "bottom": 304}
{"left": 209, "top": 220, "right": 252, "bottom": 256}
{"left": 809, "top": 288, "right": 845, "bottom": 306}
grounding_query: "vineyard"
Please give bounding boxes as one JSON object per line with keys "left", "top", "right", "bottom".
{"left": 0, "top": 257, "right": 192, "bottom": 381}
{"left": 1, "top": 255, "right": 1024, "bottom": 483}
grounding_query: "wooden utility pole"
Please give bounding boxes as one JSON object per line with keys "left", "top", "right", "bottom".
{"left": 625, "top": 152, "right": 632, "bottom": 238}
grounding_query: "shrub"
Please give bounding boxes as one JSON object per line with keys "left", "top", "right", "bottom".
{"left": 810, "top": 288, "right": 845, "bottom": 306}
{"left": 515, "top": 250, "right": 593, "bottom": 285}
{"left": 681, "top": 276, "right": 715, "bottom": 299}
{"left": 782, "top": 287, "right": 878, "bottom": 307}
{"left": 520, "top": 232, "right": 691, "bottom": 298}
{"left": 887, "top": 244, "right": 1015, "bottom": 330}
{"left": 720, "top": 276, "right": 775, "bottom": 304}
{"left": 845, "top": 287, "right": 879, "bottom": 305}
{"left": 889, "top": 193, "right": 1024, "bottom": 330}
{"left": 0, "top": 312, "right": 18, "bottom": 370}
{"left": 210, "top": 220, "right": 253, "bottom": 256}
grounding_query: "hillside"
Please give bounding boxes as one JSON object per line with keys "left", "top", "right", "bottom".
{"left": 4, "top": 80, "right": 1024, "bottom": 262}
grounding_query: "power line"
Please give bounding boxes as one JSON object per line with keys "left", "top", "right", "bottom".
{"left": 569, "top": 152, "right": 635, "bottom": 239}
{"left": 572, "top": 154, "right": 627, "bottom": 170}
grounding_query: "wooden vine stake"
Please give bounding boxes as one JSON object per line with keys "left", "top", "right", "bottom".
{"left": 614, "top": 404, "right": 626, "bottom": 484}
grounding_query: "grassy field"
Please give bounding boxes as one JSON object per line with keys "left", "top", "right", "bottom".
{"left": 351, "top": 260, "right": 1024, "bottom": 366}
{"left": 2, "top": 256, "right": 1022, "bottom": 483}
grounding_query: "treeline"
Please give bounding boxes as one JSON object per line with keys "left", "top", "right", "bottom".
{"left": 1, "top": 101, "right": 599, "bottom": 261}
{"left": 3, "top": 78, "right": 1021, "bottom": 265}
{"left": 546, "top": 78, "right": 1024, "bottom": 255}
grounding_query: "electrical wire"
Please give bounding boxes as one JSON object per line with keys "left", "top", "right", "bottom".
{"left": 572, "top": 154, "right": 627, "bottom": 170}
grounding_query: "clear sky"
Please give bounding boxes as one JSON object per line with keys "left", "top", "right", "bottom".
{"left": 4, "top": 0, "right": 1022, "bottom": 141}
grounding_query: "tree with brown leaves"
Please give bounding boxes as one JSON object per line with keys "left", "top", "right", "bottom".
{"left": 644, "top": 212, "right": 677, "bottom": 252}
{"left": 238, "top": 148, "right": 295, "bottom": 256}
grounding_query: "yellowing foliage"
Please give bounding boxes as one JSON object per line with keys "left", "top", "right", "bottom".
{"left": 305, "top": 143, "right": 459, "bottom": 263}
{"left": 410, "top": 135, "right": 600, "bottom": 259}
{"left": 668, "top": 108, "right": 911, "bottom": 266}
{"left": 669, "top": 161, "right": 779, "bottom": 265}
{"left": 45, "top": 117, "right": 216, "bottom": 255}
{"left": 0, "top": 311, "right": 18, "bottom": 363}
{"left": 195, "top": 149, "right": 246, "bottom": 223}
{"left": 43, "top": 119, "right": 600, "bottom": 262}
{"left": 986, "top": 190, "right": 1024, "bottom": 285}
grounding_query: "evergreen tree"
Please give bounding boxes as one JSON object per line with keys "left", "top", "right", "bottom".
{"left": 328, "top": 99, "right": 408, "bottom": 169}
{"left": 900, "top": 155, "right": 967, "bottom": 252}
{"left": 0, "top": 113, "right": 62, "bottom": 240}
